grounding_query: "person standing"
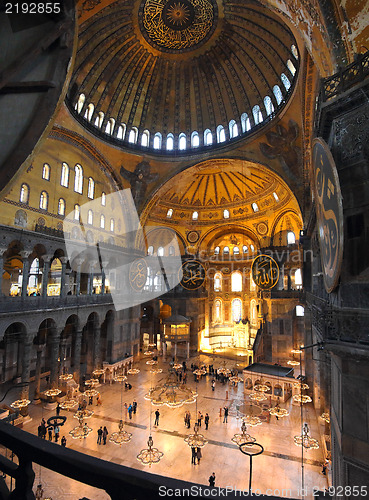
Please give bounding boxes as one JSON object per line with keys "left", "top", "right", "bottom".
{"left": 204, "top": 413, "right": 209, "bottom": 430}
{"left": 133, "top": 400, "right": 137, "bottom": 414}
{"left": 61, "top": 436, "right": 67, "bottom": 447}
{"left": 96, "top": 394, "right": 102, "bottom": 406}
{"left": 209, "top": 472, "right": 216, "bottom": 487}
{"left": 154, "top": 409, "right": 160, "bottom": 426}
{"left": 223, "top": 406, "right": 228, "bottom": 423}
{"left": 47, "top": 425, "right": 53, "bottom": 441}
{"left": 128, "top": 404, "right": 133, "bottom": 419}
{"left": 211, "top": 380, "right": 215, "bottom": 391}
{"left": 56, "top": 403, "right": 61, "bottom": 416}
{"left": 187, "top": 411, "right": 191, "bottom": 429}
{"left": 191, "top": 446, "right": 197, "bottom": 465}
{"left": 103, "top": 426, "right": 109, "bottom": 445}
{"left": 196, "top": 447, "right": 202, "bottom": 464}
{"left": 97, "top": 426, "right": 103, "bottom": 444}
{"left": 197, "top": 411, "right": 203, "bottom": 427}
{"left": 54, "top": 425, "right": 60, "bottom": 443}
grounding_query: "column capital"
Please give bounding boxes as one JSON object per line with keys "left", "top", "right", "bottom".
{"left": 60, "top": 256, "right": 69, "bottom": 264}
{"left": 20, "top": 250, "right": 32, "bottom": 259}
{"left": 0, "top": 246, "right": 7, "bottom": 257}
{"left": 42, "top": 254, "right": 54, "bottom": 263}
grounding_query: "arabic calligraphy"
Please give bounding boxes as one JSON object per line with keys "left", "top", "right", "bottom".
{"left": 180, "top": 260, "right": 206, "bottom": 290}
{"left": 251, "top": 255, "right": 279, "bottom": 290}
{"left": 129, "top": 258, "right": 148, "bottom": 291}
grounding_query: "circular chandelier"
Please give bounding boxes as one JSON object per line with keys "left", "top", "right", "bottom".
{"left": 293, "top": 394, "right": 312, "bottom": 404}
{"left": 10, "top": 399, "right": 31, "bottom": 409}
{"left": 148, "top": 343, "right": 157, "bottom": 348}
{"left": 193, "top": 368, "right": 206, "bottom": 376}
{"left": 59, "top": 399, "right": 78, "bottom": 410}
{"left": 144, "top": 370, "right": 197, "bottom": 408}
{"left": 69, "top": 417, "right": 92, "bottom": 440}
{"left": 84, "top": 389, "right": 99, "bottom": 398}
{"left": 253, "top": 384, "right": 269, "bottom": 392}
{"left": 287, "top": 360, "right": 300, "bottom": 366}
{"left": 127, "top": 367, "right": 140, "bottom": 375}
{"left": 242, "top": 415, "right": 262, "bottom": 427}
{"left": 92, "top": 368, "right": 104, "bottom": 377}
{"left": 109, "top": 419, "right": 132, "bottom": 445}
{"left": 144, "top": 350, "right": 154, "bottom": 356}
{"left": 146, "top": 359, "right": 158, "bottom": 365}
{"left": 229, "top": 375, "right": 243, "bottom": 384}
{"left": 173, "top": 363, "right": 183, "bottom": 370}
{"left": 74, "top": 409, "right": 94, "bottom": 419}
{"left": 59, "top": 373, "right": 73, "bottom": 382}
{"left": 184, "top": 423, "right": 208, "bottom": 448}
{"left": 150, "top": 368, "right": 163, "bottom": 374}
{"left": 249, "top": 392, "right": 267, "bottom": 403}
{"left": 293, "top": 382, "right": 309, "bottom": 390}
{"left": 320, "top": 412, "right": 330, "bottom": 424}
{"left": 291, "top": 348, "right": 303, "bottom": 354}
{"left": 217, "top": 367, "right": 232, "bottom": 376}
{"left": 294, "top": 423, "right": 319, "bottom": 450}
{"left": 85, "top": 378, "right": 99, "bottom": 386}
{"left": 269, "top": 405, "right": 289, "bottom": 418}
{"left": 231, "top": 421, "right": 256, "bottom": 446}
{"left": 113, "top": 374, "right": 127, "bottom": 383}
{"left": 44, "top": 389, "right": 62, "bottom": 397}
{"left": 137, "top": 435, "right": 163, "bottom": 466}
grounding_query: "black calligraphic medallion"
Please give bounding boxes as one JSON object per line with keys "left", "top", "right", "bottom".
{"left": 179, "top": 260, "right": 206, "bottom": 290}
{"left": 312, "top": 138, "right": 344, "bottom": 293}
{"left": 129, "top": 258, "right": 148, "bottom": 291}
{"left": 251, "top": 255, "right": 279, "bottom": 290}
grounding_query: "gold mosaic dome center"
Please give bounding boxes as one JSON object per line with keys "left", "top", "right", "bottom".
{"left": 140, "top": 0, "right": 216, "bottom": 51}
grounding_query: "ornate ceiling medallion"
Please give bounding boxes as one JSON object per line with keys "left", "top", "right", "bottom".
{"left": 140, "top": 0, "right": 217, "bottom": 52}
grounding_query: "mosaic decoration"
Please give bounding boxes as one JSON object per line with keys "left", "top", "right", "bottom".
{"left": 187, "top": 230, "right": 199, "bottom": 243}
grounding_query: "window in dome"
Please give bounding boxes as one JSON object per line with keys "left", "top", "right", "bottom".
{"left": 110, "top": 218, "right": 115, "bottom": 232}
{"left": 101, "top": 192, "right": 106, "bottom": 206}
{"left": 287, "top": 59, "right": 296, "bottom": 77}
{"left": 231, "top": 271, "right": 242, "bottom": 292}
{"left": 192, "top": 211, "right": 198, "bottom": 220}
{"left": 229, "top": 120, "right": 238, "bottom": 138}
{"left": 166, "top": 133, "right": 174, "bottom": 150}
{"left": 20, "top": 183, "right": 29, "bottom": 204}
{"left": 281, "top": 73, "right": 291, "bottom": 91}
{"left": 191, "top": 131, "right": 200, "bottom": 148}
{"left": 250, "top": 244, "right": 255, "bottom": 252}
{"left": 232, "top": 298, "right": 242, "bottom": 322}
{"left": 179, "top": 133, "right": 186, "bottom": 150}
{"left": 217, "top": 125, "right": 226, "bottom": 143}
{"left": 58, "top": 198, "right": 65, "bottom": 216}
{"left": 169, "top": 246, "right": 175, "bottom": 256}
{"left": 241, "top": 113, "right": 251, "bottom": 133}
{"left": 128, "top": 127, "right": 138, "bottom": 144}
{"left": 87, "top": 177, "right": 95, "bottom": 199}
{"left": 242, "top": 245, "right": 248, "bottom": 253}
{"left": 273, "top": 192, "right": 279, "bottom": 201}
{"left": 153, "top": 132, "right": 162, "bottom": 149}
{"left": 223, "top": 209, "right": 230, "bottom": 219}
{"left": 117, "top": 123, "right": 126, "bottom": 140}
{"left": 233, "top": 246, "right": 240, "bottom": 255}
{"left": 253, "top": 105, "right": 263, "bottom": 125}
{"left": 214, "top": 299, "right": 222, "bottom": 322}
{"left": 42, "top": 163, "right": 50, "bottom": 181}
{"left": 273, "top": 85, "right": 283, "bottom": 105}
{"left": 264, "top": 96, "right": 274, "bottom": 116}
{"left": 84, "top": 103, "right": 94, "bottom": 121}
{"left": 214, "top": 246, "right": 220, "bottom": 254}
{"left": 167, "top": 209, "right": 173, "bottom": 218}
{"left": 223, "top": 246, "right": 229, "bottom": 254}
{"left": 105, "top": 118, "right": 115, "bottom": 135}
{"left": 291, "top": 44, "right": 299, "bottom": 59}
{"left": 157, "top": 246, "right": 164, "bottom": 257}
{"left": 95, "top": 111, "right": 104, "bottom": 128}
{"left": 39, "top": 191, "right": 48, "bottom": 210}
{"left": 204, "top": 129, "right": 213, "bottom": 145}
{"left": 75, "top": 93, "right": 85, "bottom": 113}
{"left": 287, "top": 231, "right": 296, "bottom": 244}
{"left": 87, "top": 209, "right": 93, "bottom": 225}
{"left": 74, "top": 164, "right": 83, "bottom": 194}
{"left": 147, "top": 245, "right": 154, "bottom": 256}
{"left": 61, "top": 162, "right": 69, "bottom": 187}
{"left": 296, "top": 305, "right": 304, "bottom": 316}
{"left": 214, "top": 272, "right": 222, "bottom": 291}
{"left": 141, "top": 130, "right": 150, "bottom": 147}
{"left": 252, "top": 202, "right": 259, "bottom": 212}
{"left": 100, "top": 214, "right": 105, "bottom": 229}
{"left": 74, "top": 204, "right": 80, "bottom": 220}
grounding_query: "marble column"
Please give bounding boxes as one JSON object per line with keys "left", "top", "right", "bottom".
{"left": 101, "top": 268, "right": 106, "bottom": 295}
{"left": 59, "top": 257, "right": 68, "bottom": 297}
{"left": 49, "top": 331, "right": 61, "bottom": 388}
{"left": 174, "top": 342, "right": 177, "bottom": 358}
{"left": 0, "top": 247, "right": 7, "bottom": 296}
{"left": 187, "top": 341, "right": 190, "bottom": 359}
{"left": 75, "top": 258, "right": 83, "bottom": 296}
{"left": 20, "top": 339, "right": 33, "bottom": 400}
{"left": 20, "top": 251, "right": 31, "bottom": 298}
{"left": 87, "top": 261, "right": 97, "bottom": 295}
{"left": 93, "top": 326, "right": 101, "bottom": 369}
{"left": 41, "top": 256, "right": 52, "bottom": 298}
{"left": 33, "top": 344, "right": 45, "bottom": 400}
{"left": 73, "top": 329, "right": 83, "bottom": 385}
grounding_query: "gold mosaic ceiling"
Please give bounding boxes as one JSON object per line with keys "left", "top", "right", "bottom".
{"left": 69, "top": 0, "right": 298, "bottom": 148}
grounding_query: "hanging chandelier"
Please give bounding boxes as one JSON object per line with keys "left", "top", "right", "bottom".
{"left": 84, "top": 389, "right": 99, "bottom": 398}
{"left": 92, "top": 368, "right": 104, "bottom": 377}
{"left": 69, "top": 417, "right": 92, "bottom": 440}
{"left": 144, "top": 370, "right": 197, "bottom": 408}
{"left": 294, "top": 423, "right": 319, "bottom": 450}
{"left": 59, "top": 399, "right": 78, "bottom": 410}
{"left": 44, "top": 389, "right": 62, "bottom": 397}
{"left": 193, "top": 367, "right": 206, "bottom": 376}
{"left": 229, "top": 375, "right": 243, "bottom": 384}
{"left": 10, "top": 399, "right": 31, "bottom": 409}
{"left": 291, "top": 348, "right": 303, "bottom": 354}
{"left": 253, "top": 383, "right": 269, "bottom": 392}
{"left": 231, "top": 421, "right": 256, "bottom": 446}
{"left": 127, "top": 367, "right": 140, "bottom": 375}
{"left": 320, "top": 412, "right": 330, "bottom": 424}
{"left": 184, "top": 423, "right": 208, "bottom": 448}
{"left": 110, "top": 419, "right": 132, "bottom": 445}
{"left": 150, "top": 367, "right": 163, "bottom": 374}
{"left": 269, "top": 405, "right": 289, "bottom": 418}
{"left": 74, "top": 409, "right": 94, "bottom": 419}
{"left": 173, "top": 363, "right": 183, "bottom": 370}
{"left": 242, "top": 415, "right": 262, "bottom": 427}
{"left": 146, "top": 359, "right": 158, "bottom": 366}
{"left": 287, "top": 360, "right": 300, "bottom": 366}
{"left": 144, "top": 350, "right": 154, "bottom": 356}
{"left": 293, "top": 394, "right": 312, "bottom": 404}
{"left": 59, "top": 373, "right": 73, "bottom": 382}
{"left": 293, "top": 382, "right": 309, "bottom": 390}
{"left": 137, "top": 435, "right": 163, "bottom": 466}
{"left": 85, "top": 378, "right": 99, "bottom": 386}
{"left": 148, "top": 343, "right": 157, "bottom": 348}
{"left": 113, "top": 374, "right": 127, "bottom": 383}
{"left": 249, "top": 392, "right": 267, "bottom": 403}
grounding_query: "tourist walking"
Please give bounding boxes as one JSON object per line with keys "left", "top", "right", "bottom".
{"left": 133, "top": 400, "right": 137, "bottom": 414}
{"left": 209, "top": 472, "right": 216, "bottom": 486}
{"left": 56, "top": 403, "right": 61, "bottom": 416}
{"left": 211, "top": 380, "right": 215, "bottom": 391}
{"left": 128, "top": 404, "right": 133, "bottom": 419}
{"left": 103, "top": 426, "right": 109, "bottom": 445}
{"left": 204, "top": 413, "right": 209, "bottom": 430}
{"left": 223, "top": 406, "right": 228, "bottom": 423}
{"left": 196, "top": 447, "right": 202, "bottom": 464}
{"left": 96, "top": 394, "right": 102, "bottom": 406}
{"left": 154, "top": 409, "right": 160, "bottom": 426}
{"left": 191, "top": 447, "right": 197, "bottom": 465}
{"left": 187, "top": 411, "right": 191, "bottom": 428}
{"left": 61, "top": 436, "right": 67, "bottom": 447}
{"left": 97, "top": 426, "right": 103, "bottom": 444}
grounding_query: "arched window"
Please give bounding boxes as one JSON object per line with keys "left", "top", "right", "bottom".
{"left": 101, "top": 192, "right": 106, "bottom": 206}
{"left": 110, "top": 218, "right": 115, "bottom": 232}
{"left": 58, "top": 198, "right": 65, "bottom": 216}
{"left": 147, "top": 245, "right": 154, "bottom": 256}
{"left": 252, "top": 105, "right": 263, "bottom": 125}
{"left": 252, "top": 203, "right": 259, "bottom": 212}
{"left": 20, "top": 184, "right": 29, "bottom": 204}
{"left": 192, "top": 211, "right": 198, "bottom": 220}
{"left": 287, "top": 59, "right": 296, "bottom": 76}
{"left": 214, "top": 246, "right": 220, "bottom": 255}
{"left": 281, "top": 73, "right": 291, "bottom": 91}
{"left": 167, "top": 209, "right": 173, "bottom": 218}
{"left": 232, "top": 298, "right": 242, "bottom": 322}
{"left": 204, "top": 129, "right": 213, "bottom": 145}
{"left": 74, "top": 204, "right": 80, "bottom": 220}
{"left": 287, "top": 231, "right": 296, "bottom": 244}
{"left": 242, "top": 245, "right": 248, "bottom": 253}
{"left": 291, "top": 44, "right": 299, "bottom": 59}
{"left": 61, "top": 162, "right": 69, "bottom": 187}
{"left": 128, "top": 127, "right": 138, "bottom": 144}
{"left": 229, "top": 120, "right": 239, "bottom": 138}
{"left": 166, "top": 133, "right": 174, "bottom": 150}
{"left": 223, "top": 209, "right": 230, "bottom": 219}
{"left": 87, "top": 177, "right": 95, "bottom": 199}
{"left": 84, "top": 103, "right": 94, "bottom": 121}
{"left": 87, "top": 209, "right": 93, "bottom": 225}
{"left": 75, "top": 93, "right": 85, "bottom": 113}
{"left": 214, "top": 299, "right": 222, "bottom": 323}
{"left": 179, "top": 133, "right": 186, "bottom": 150}
{"left": 39, "top": 191, "right": 48, "bottom": 210}
{"left": 250, "top": 244, "right": 255, "bottom": 252}
{"left": 105, "top": 118, "right": 115, "bottom": 135}
{"left": 273, "top": 85, "right": 283, "bottom": 105}
{"left": 296, "top": 305, "right": 304, "bottom": 316}
{"left": 141, "top": 130, "right": 150, "bottom": 147}
{"left": 214, "top": 272, "right": 222, "bottom": 292}
{"left": 233, "top": 246, "right": 239, "bottom": 255}
{"left": 231, "top": 271, "right": 242, "bottom": 292}
{"left": 94, "top": 111, "right": 104, "bottom": 128}
{"left": 169, "top": 246, "right": 175, "bottom": 256}
{"left": 74, "top": 164, "right": 83, "bottom": 194}
{"left": 250, "top": 271, "right": 256, "bottom": 291}
{"left": 100, "top": 214, "right": 105, "bottom": 229}
{"left": 117, "top": 123, "right": 126, "bottom": 140}
{"left": 42, "top": 163, "right": 50, "bottom": 181}
{"left": 157, "top": 246, "right": 164, "bottom": 257}
{"left": 223, "top": 246, "right": 229, "bottom": 255}
{"left": 241, "top": 113, "right": 251, "bottom": 133}
{"left": 273, "top": 192, "right": 279, "bottom": 201}
{"left": 264, "top": 96, "right": 274, "bottom": 116}
{"left": 191, "top": 131, "right": 200, "bottom": 148}
{"left": 153, "top": 132, "right": 162, "bottom": 149}
{"left": 294, "top": 268, "right": 302, "bottom": 289}
{"left": 216, "top": 125, "right": 226, "bottom": 143}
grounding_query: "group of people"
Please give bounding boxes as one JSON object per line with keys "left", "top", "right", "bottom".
{"left": 184, "top": 411, "right": 210, "bottom": 430}
{"left": 37, "top": 418, "right": 66, "bottom": 447}
{"left": 126, "top": 400, "right": 137, "bottom": 419}
{"left": 97, "top": 426, "right": 109, "bottom": 445}
{"left": 191, "top": 446, "right": 202, "bottom": 465}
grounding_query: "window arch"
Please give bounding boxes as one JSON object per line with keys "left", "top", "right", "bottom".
{"left": 87, "top": 209, "right": 93, "bottom": 225}
{"left": 287, "top": 231, "right": 296, "bottom": 244}
{"left": 39, "top": 191, "right": 48, "bottom": 210}
{"left": 291, "top": 44, "right": 299, "bottom": 59}
{"left": 214, "top": 299, "right": 222, "bottom": 323}
{"left": 273, "top": 85, "right": 283, "bottom": 105}
{"left": 84, "top": 103, "right": 94, "bottom": 121}
{"left": 147, "top": 245, "right": 154, "bottom": 256}
{"left": 179, "top": 133, "right": 186, "bottom": 150}
{"left": 87, "top": 177, "right": 95, "bottom": 199}
{"left": 223, "top": 209, "right": 230, "bottom": 219}
{"left": 74, "top": 204, "right": 80, "bottom": 220}
{"left": 100, "top": 214, "right": 105, "bottom": 229}
{"left": 105, "top": 118, "right": 115, "bottom": 135}
{"left": 231, "top": 271, "right": 242, "bottom": 292}
{"left": 250, "top": 244, "right": 255, "bottom": 252}
{"left": 94, "top": 111, "right": 104, "bottom": 128}
{"left": 117, "top": 123, "right": 126, "bottom": 140}
{"left": 223, "top": 246, "right": 229, "bottom": 255}
{"left": 214, "top": 272, "right": 222, "bottom": 292}
{"left": 232, "top": 298, "right": 242, "bottom": 322}
{"left": 153, "top": 132, "right": 162, "bottom": 149}
{"left": 294, "top": 268, "right": 302, "bottom": 289}
{"left": 191, "top": 131, "right": 200, "bottom": 148}
{"left": 214, "top": 246, "right": 220, "bottom": 255}
{"left": 61, "top": 162, "right": 69, "bottom": 187}
{"left": 252, "top": 105, "right": 263, "bottom": 125}
{"left": 128, "top": 127, "right": 138, "bottom": 144}
{"left": 233, "top": 246, "right": 240, "bottom": 255}
{"left": 204, "top": 129, "right": 213, "bottom": 145}
{"left": 110, "top": 218, "right": 115, "bottom": 232}
{"left": 74, "top": 164, "right": 83, "bottom": 194}
{"left": 229, "top": 120, "right": 239, "bottom": 138}
{"left": 264, "top": 96, "right": 274, "bottom": 116}
{"left": 75, "top": 93, "right": 85, "bottom": 113}
{"left": 252, "top": 203, "right": 259, "bottom": 212}
{"left": 42, "top": 163, "right": 50, "bottom": 181}
{"left": 58, "top": 198, "right": 65, "bottom": 216}
{"left": 296, "top": 305, "right": 304, "bottom": 316}
{"left": 141, "top": 129, "right": 150, "bottom": 147}
{"left": 166, "top": 133, "right": 174, "bottom": 150}
{"left": 192, "top": 211, "right": 198, "bottom": 220}
{"left": 242, "top": 245, "right": 248, "bottom": 253}
{"left": 241, "top": 113, "right": 251, "bottom": 133}
{"left": 101, "top": 192, "right": 106, "bottom": 206}
{"left": 281, "top": 73, "right": 291, "bottom": 91}
{"left": 167, "top": 209, "right": 173, "bottom": 218}
{"left": 169, "top": 246, "right": 175, "bottom": 256}
{"left": 287, "top": 59, "right": 296, "bottom": 76}
{"left": 273, "top": 192, "right": 279, "bottom": 202}
{"left": 157, "top": 246, "right": 164, "bottom": 257}
{"left": 216, "top": 125, "right": 226, "bottom": 143}
{"left": 20, "top": 183, "right": 29, "bottom": 204}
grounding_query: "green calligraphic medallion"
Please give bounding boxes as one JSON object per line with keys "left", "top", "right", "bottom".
{"left": 312, "top": 138, "right": 344, "bottom": 293}
{"left": 251, "top": 255, "right": 279, "bottom": 290}
{"left": 179, "top": 260, "right": 206, "bottom": 290}
{"left": 129, "top": 258, "right": 148, "bottom": 291}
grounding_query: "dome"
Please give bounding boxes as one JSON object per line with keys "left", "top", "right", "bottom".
{"left": 68, "top": 0, "right": 299, "bottom": 153}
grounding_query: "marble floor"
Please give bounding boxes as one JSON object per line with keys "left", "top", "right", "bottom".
{"left": 2, "top": 355, "right": 329, "bottom": 499}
